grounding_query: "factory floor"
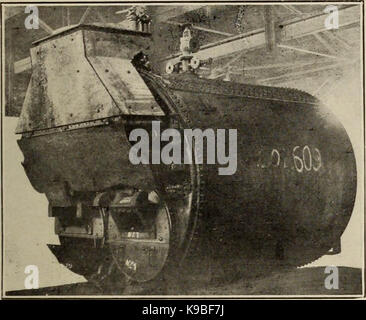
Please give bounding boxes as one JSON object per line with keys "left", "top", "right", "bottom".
{"left": 6, "top": 266, "right": 362, "bottom": 297}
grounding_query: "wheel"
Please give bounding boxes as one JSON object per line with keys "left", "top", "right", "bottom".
{"left": 49, "top": 236, "right": 126, "bottom": 292}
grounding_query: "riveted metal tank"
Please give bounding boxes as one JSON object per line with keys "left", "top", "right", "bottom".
{"left": 16, "top": 24, "right": 357, "bottom": 287}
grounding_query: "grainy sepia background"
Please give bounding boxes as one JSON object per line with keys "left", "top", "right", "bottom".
{"left": 1, "top": 1, "right": 364, "bottom": 295}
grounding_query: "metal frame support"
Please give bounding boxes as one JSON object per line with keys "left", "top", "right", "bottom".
{"left": 163, "top": 5, "right": 359, "bottom": 64}
{"left": 263, "top": 6, "right": 277, "bottom": 52}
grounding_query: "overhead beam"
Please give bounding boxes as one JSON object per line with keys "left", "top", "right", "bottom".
{"left": 39, "top": 18, "right": 54, "bottom": 34}
{"left": 164, "top": 5, "right": 360, "bottom": 64}
{"left": 277, "top": 44, "right": 347, "bottom": 60}
{"left": 263, "top": 6, "right": 277, "bottom": 52}
{"left": 312, "top": 78, "right": 331, "bottom": 96}
{"left": 211, "top": 48, "right": 257, "bottom": 75}
{"left": 95, "top": 10, "right": 107, "bottom": 23}
{"left": 151, "top": 5, "right": 207, "bottom": 23}
{"left": 325, "top": 31, "right": 352, "bottom": 50}
{"left": 258, "top": 60, "right": 356, "bottom": 84}
{"left": 14, "top": 57, "right": 32, "bottom": 74}
{"left": 164, "top": 20, "right": 233, "bottom": 37}
{"left": 117, "top": 5, "right": 205, "bottom": 23}
{"left": 312, "top": 33, "right": 335, "bottom": 53}
{"left": 115, "top": 8, "right": 132, "bottom": 15}
{"left": 282, "top": 5, "right": 359, "bottom": 40}
{"left": 207, "top": 72, "right": 226, "bottom": 80}
{"left": 229, "top": 60, "right": 327, "bottom": 72}
{"left": 62, "top": 7, "right": 71, "bottom": 26}
{"left": 163, "top": 28, "right": 265, "bottom": 62}
{"left": 79, "top": 7, "right": 91, "bottom": 24}
{"left": 79, "top": 6, "right": 106, "bottom": 24}
{"left": 221, "top": 51, "right": 247, "bottom": 70}
{"left": 4, "top": 6, "right": 25, "bottom": 20}
{"left": 14, "top": 4, "right": 211, "bottom": 74}
{"left": 259, "top": 64, "right": 339, "bottom": 83}
{"left": 14, "top": 5, "right": 361, "bottom": 75}
{"left": 283, "top": 5, "right": 304, "bottom": 17}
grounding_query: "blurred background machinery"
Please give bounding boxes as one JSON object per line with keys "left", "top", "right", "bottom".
{"left": 5, "top": 4, "right": 361, "bottom": 117}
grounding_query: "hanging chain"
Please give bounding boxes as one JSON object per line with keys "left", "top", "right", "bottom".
{"left": 235, "top": 5, "right": 246, "bottom": 34}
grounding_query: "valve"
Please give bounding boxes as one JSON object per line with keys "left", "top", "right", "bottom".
{"left": 165, "top": 62, "right": 177, "bottom": 74}
{"left": 189, "top": 57, "right": 200, "bottom": 70}
{"left": 165, "top": 25, "right": 212, "bottom": 75}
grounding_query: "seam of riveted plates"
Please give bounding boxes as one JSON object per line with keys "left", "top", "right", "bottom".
{"left": 161, "top": 81, "right": 207, "bottom": 264}
{"left": 139, "top": 70, "right": 207, "bottom": 265}
{"left": 20, "top": 116, "right": 159, "bottom": 138}
{"left": 164, "top": 77, "right": 319, "bottom": 105}
{"left": 20, "top": 117, "right": 115, "bottom": 137}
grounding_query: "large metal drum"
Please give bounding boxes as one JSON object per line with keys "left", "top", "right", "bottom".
{"left": 16, "top": 25, "right": 357, "bottom": 286}
{"left": 140, "top": 72, "right": 357, "bottom": 278}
